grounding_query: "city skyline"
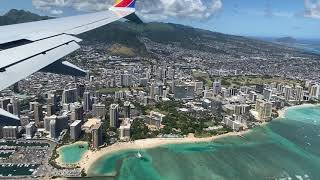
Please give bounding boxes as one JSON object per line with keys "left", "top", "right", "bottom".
{"left": 0, "top": 0, "right": 319, "bottom": 39}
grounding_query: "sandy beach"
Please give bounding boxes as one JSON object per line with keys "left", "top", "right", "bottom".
{"left": 277, "top": 107, "right": 288, "bottom": 119}
{"left": 78, "top": 130, "right": 250, "bottom": 172}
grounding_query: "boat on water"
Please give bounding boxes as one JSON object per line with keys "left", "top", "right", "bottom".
{"left": 136, "top": 152, "right": 143, "bottom": 159}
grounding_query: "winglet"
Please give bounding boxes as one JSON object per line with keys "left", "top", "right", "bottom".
{"left": 110, "top": 0, "right": 143, "bottom": 24}
{"left": 114, "top": 0, "right": 136, "bottom": 8}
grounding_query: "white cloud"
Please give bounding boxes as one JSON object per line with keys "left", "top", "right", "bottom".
{"left": 303, "top": 0, "right": 320, "bottom": 19}
{"left": 31, "top": 0, "right": 223, "bottom": 20}
{"left": 50, "top": 9, "right": 63, "bottom": 15}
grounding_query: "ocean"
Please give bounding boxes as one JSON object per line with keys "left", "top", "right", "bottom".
{"left": 86, "top": 105, "right": 320, "bottom": 180}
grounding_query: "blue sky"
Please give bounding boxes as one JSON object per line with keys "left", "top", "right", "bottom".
{"left": 0, "top": 0, "right": 319, "bottom": 39}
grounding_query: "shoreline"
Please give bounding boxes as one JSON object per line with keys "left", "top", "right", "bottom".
{"left": 277, "top": 103, "right": 318, "bottom": 119}
{"left": 79, "top": 130, "right": 250, "bottom": 173}
{"left": 56, "top": 103, "right": 320, "bottom": 173}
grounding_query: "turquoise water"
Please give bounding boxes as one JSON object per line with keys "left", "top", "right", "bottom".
{"left": 88, "top": 105, "right": 320, "bottom": 180}
{"left": 59, "top": 142, "right": 89, "bottom": 164}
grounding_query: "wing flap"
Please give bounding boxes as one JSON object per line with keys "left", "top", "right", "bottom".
{"left": 0, "top": 41, "right": 80, "bottom": 90}
{"left": 0, "top": 34, "right": 82, "bottom": 70}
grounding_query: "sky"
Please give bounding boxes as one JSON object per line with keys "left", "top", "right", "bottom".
{"left": 0, "top": 0, "right": 319, "bottom": 39}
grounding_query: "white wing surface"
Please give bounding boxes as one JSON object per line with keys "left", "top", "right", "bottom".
{"left": 0, "top": 7, "right": 137, "bottom": 91}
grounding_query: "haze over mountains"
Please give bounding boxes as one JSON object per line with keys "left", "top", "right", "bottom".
{"left": 0, "top": 9, "right": 317, "bottom": 58}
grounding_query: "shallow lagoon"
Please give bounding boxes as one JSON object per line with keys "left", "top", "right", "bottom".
{"left": 59, "top": 142, "right": 89, "bottom": 164}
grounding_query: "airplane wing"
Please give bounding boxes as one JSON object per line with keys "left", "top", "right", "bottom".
{"left": 0, "top": 0, "right": 142, "bottom": 124}
{"left": 0, "top": 0, "right": 142, "bottom": 91}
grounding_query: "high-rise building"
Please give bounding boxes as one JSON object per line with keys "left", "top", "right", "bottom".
{"left": 255, "top": 100, "right": 272, "bottom": 121}
{"left": 249, "top": 91, "right": 257, "bottom": 102}
{"left": 77, "top": 84, "right": 86, "bottom": 98}
{"left": 44, "top": 115, "right": 56, "bottom": 132}
{"left": 114, "top": 91, "right": 124, "bottom": 100}
{"left": 284, "top": 86, "right": 292, "bottom": 101}
{"left": 2, "top": 126, "right": 18, "bottom": 139}
{"left": 213, "top": 80, "right": 221, "bottom": 95}
{"left": 234, "top": 105, "right": 243, "bottom": 115}
{"left": 12, "top": 97, "right": 20, "bottom": 117}
{"left": 7, "top": 103, "right": 13, "bottom": 114}
{"left": 56, "top": 115, "right": 69, "bottom": 133}
{"left": 110, "top": 104, "right": 119, "bottom": 128}
{"left": 49, "top": 119, "right": 57, "bottom": 139}
{"left": 92, "top": 103, "right": 106, "bottom": 118}
{"left": 47, "top": 115, "right": 68, "bottom": 140}
{"left": 124, "top": 101, "right": 131, "bottom": 118}
{"left": 29, "top": 102, "right": 38, "bottom": 111}
{"left": 34, "top": 102, "right": 43, "bottom": 127}
{"left": 120, "top": 73, "right": 131, "bottom": 87}
{"left": 71, "top": 105, "right": 84, "bottom": 121}
{"left": 26, "top": 122, "right": 36, "bottom": 139}
{"left": 295, "top": 86, "right": 304, "bottom": 101}
{"left": 263, "top": 88, "right": 272, "bottom": 101}
{"left": 276, "top": 83, "right": 283, "bottom": 93}
{"left": 148, "top": 111, "right": 166, "bottom": 128}
{"left": 143, "top": 96, "right": 149, "bottom": 106}
{"left": 62, "top": 88, "right": 78, "bottom": 104}
{"left": 92, "top": 123, "right": 103, "bottom": 149}
{"left": 158, "top": 85, "right": 164, "bottom": 97}
{"left": 119, "top": 123, "right": 131, "bottom": 141}
{"left": 0, "top": 98, "right": 11, "bottom": 111}
{"left": 309, "top": 84, "right": 319, "bottom": 100}
{"left": 48, "top": 93, "right": 58, "bottom": 109}
{"left": 70, "top": 120, "right": 82, "bottom": 140}
{"left": 163, "top": 87, "right": 168, "bottom": 99}
{"left": 149, "top": 83, "right": 155, "bottom": 99}
{"left": 229, "top": 88, "right": 237, "bottom": 96}
{"left": 47, "top": 104, "right": 55, "bottom": 117}
{"left": 240, "top": 86, "right": 249, "bottom": 94}
{"left": 83, "top": 92, "right": 92, "bottom": 112}
{"left": 174, "top": 83, "right": 195, "bottom": 100}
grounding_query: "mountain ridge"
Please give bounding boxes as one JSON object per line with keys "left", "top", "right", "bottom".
{"left": 0, "top": 9, "right": 313, "bottom": 58}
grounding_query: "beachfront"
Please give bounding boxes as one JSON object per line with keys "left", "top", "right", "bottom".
{"left": 55, "top": 103, "right": 320, "bottom": 173}
{"left": 76, "top": 130, "right": 249, "bottom": 172}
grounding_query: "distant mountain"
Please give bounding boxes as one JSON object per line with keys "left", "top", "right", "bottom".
{"left": 0, "top": 9, "right": 51, "bottom": 26}
{"left": 276, "top": 36, "right": 297, "bottom": 44}
{"left": 0, "top": 9, "right": 312, "bottom": 57}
